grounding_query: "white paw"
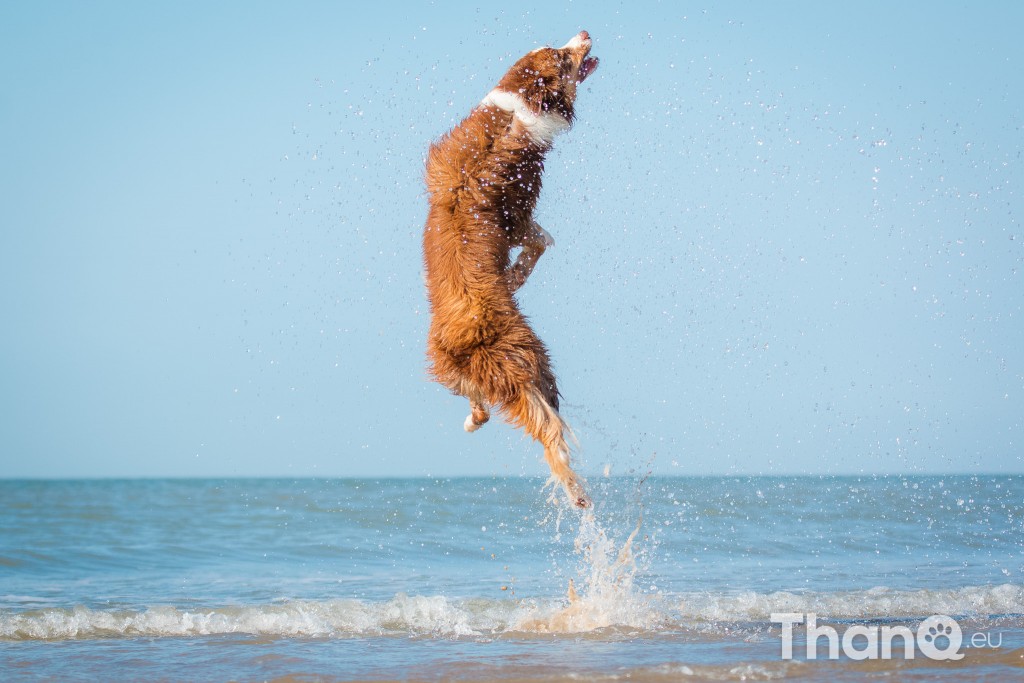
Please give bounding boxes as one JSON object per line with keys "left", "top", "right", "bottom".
{"left": 464, "top": 415, "right": 481, "bottom": 432}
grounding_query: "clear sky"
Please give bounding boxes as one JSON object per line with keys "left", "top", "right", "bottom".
{"left": 1, "top": 2, "right": 1021, "bottom": 479}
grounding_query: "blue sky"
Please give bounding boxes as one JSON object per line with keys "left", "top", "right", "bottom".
{"left": 1, "top": 2, "right": 1021, "bottom": 479}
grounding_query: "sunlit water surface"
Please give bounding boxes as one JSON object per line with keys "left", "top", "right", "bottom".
{"left": 1, "top": 476, "right": 1022, "bottom": 681}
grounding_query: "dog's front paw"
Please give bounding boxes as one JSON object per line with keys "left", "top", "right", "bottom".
{"left": 530, "top": 221, "right": 555, "bottom": 248}
{"left": 537, "top": 226, "right": 555, "bottom": 248}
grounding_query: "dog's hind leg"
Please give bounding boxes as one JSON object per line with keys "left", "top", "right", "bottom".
{"left": 508, "top": 386, "right": 590, "bottom": 508}
{"left": 464, "top": 399, "right": 490, "bottom": 432}
{"left": 464, "top": 390, "right": 491, "bottom": 433}
{"left": 543, "top": 439, "right": 590, "bottom": 508}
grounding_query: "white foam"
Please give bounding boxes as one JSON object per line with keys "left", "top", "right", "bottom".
{"left": 678, "top": 583, "right": 1024, "bottom": 622}
{"left": 2, "top": 584, "right": 1021, "bottom": 641}
{"left": 0, "top": 595, "right": 511, "bottom": 641}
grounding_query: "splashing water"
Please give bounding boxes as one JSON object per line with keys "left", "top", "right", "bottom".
{"left": 515, "top": 509, "right": 660, "bottom": 633}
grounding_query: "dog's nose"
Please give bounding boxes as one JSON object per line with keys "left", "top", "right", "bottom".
{"left": 562, "top": 31, "right": 592, "bottom": 50}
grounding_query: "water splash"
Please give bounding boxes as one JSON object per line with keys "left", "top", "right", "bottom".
{"left": 515, "top": 509, "right": 660, "bottom": 633}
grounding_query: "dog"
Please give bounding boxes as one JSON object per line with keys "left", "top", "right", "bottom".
{"left": 422, "top": 32, "right": 599, "bottom": 508}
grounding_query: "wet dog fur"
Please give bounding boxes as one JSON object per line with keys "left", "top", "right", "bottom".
{"left": 422, "top": 32, "right": 599, "bottom": 507}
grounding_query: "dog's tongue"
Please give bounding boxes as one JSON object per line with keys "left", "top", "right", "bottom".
{"left": 578, "top": 56, "right": 599, "bottom": 82}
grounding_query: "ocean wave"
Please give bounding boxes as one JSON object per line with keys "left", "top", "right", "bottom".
{"left": 0, "top": 594, "right": 513, "bottom": 641}
{"left": 2, "top": 584, "right": 1021, "bottom": 641}
{"left": 678, "top": 583, "right": 1024, "bottom": 622}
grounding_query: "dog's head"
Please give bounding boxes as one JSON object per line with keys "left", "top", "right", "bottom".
{"left": 483, "top": 31, "right": 599, "bottom": 145}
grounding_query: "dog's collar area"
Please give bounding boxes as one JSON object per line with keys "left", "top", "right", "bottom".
{"left": 480, "top": 89, "right": 569, "bottom": 145}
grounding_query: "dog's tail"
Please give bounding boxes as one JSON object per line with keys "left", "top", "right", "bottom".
{"left": 504, "top": 385, "right": 589, "bottom": 508}
{"left": 432, "top": 309, "right": 589, "bottom": 508}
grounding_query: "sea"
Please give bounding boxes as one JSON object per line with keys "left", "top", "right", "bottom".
{"left": 1, "top": 475, "right": 1022, "bottom": 682}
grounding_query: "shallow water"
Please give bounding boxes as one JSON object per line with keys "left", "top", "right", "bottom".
{"left": 1, "top": 476, "right": 1022, "bottom": 680}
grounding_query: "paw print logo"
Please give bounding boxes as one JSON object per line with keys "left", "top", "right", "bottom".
{"left": 917, "top": 615, "right": 964, "bottom": 660}
{"left": 924, "top": 621, "right": 954, "bottom": 645}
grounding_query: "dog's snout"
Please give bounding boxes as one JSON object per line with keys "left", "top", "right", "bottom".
{"left": 562, "top": 31, "right": 592, "bottom": 51}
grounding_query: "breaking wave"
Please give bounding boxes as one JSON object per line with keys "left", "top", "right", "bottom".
{"left": 3, "top": 510, "right": 1022, "bottom": 641}
{"left": 2, "top": 584, "right": 1021, "bottom": 641}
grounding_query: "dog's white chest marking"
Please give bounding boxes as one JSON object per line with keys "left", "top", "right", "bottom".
{"left": 480, "top": 89, "right": 569, "bottom": 146}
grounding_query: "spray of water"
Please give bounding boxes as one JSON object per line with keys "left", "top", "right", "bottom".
{"left": 515, "top": 493, "right": 662, "bottom": 633}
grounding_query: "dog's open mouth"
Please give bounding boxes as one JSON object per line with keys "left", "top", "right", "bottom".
{"left": 565, "top": 31, "right": 598, "bottom": 84}
{"left": 577, "top": 55, "right": 599, "bottom": 83}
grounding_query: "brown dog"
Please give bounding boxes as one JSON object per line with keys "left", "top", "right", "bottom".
{"left": 422, "top": 32, "right": 599, "bottom": 508}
